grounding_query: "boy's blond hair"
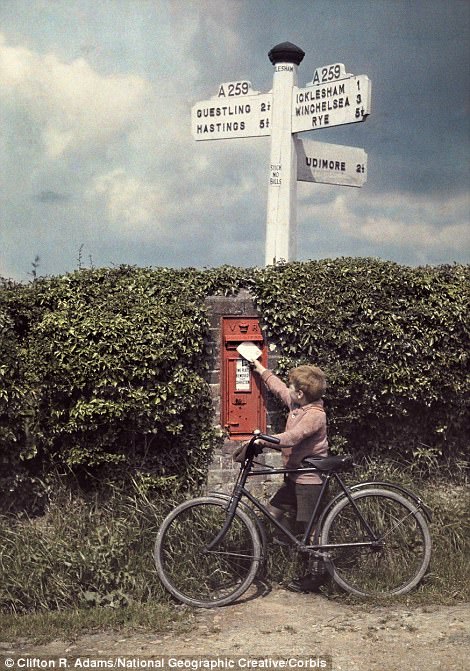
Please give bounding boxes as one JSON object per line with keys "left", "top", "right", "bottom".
{"left": 289, "top": 365, "right": 327, "bottom": 403}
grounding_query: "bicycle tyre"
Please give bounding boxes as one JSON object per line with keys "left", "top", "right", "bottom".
{"left": 154, "top": 496, "right": 262, "bottom": 608}
{"left": 321, "top": 488, "right": 432, "bottom": 597}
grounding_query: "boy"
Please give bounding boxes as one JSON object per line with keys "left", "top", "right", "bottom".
{"left": 251, "top": 358, "right": 328, "bottom": 592}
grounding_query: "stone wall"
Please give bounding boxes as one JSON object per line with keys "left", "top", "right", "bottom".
{"left": 204, "top": 290, "right": 284, "bottom": 495}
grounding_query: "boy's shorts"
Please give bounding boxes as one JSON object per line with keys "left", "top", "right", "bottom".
{"left": 269, "top": 478, "right": 322, "bottom": 523}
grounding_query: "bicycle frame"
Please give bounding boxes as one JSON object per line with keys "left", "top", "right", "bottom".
{"left": 206, "top": 440, "right": 383, "bottom": 556}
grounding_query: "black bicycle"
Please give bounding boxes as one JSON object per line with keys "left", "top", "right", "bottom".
{"left": 154, "top": 431, "right": 432, "bottom": 608}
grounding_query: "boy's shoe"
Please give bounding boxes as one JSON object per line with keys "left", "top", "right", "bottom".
{"left": 285, "top": 573, "right": 325, "bottom": 593}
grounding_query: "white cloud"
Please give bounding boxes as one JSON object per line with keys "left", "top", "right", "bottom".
{"left": 90, "top": 169, "right": 164, "bottom": 233}
{"left": 300, "top": 189, "right": 470, "bottom": 256}
{"left": 0, "top": 29, "right": 264, "bottom": 251}
{"left": 89, "top": 146, "right": 264, "bottom": 239}
{"left": 350, "top": 216, "right": 468, "bottom": 251}
{"left": 0, "top": 33, "right": 151, "bottom": 159}
{"left": 169, "top": 0, "right": 242, "bottom": 65}
{"left": 358, "top": 192, "right": 469, "bottom": 252}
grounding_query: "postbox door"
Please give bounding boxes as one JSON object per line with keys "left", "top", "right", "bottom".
{"left": 221, "top": 317, "right": 267, "bottom": 439}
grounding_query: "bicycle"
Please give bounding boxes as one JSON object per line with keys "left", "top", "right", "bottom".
{"left": 154, "top": 430, "right": 432, "bottom": 608}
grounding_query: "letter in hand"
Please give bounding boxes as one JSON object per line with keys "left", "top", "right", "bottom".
{"left": 236, "top": 341, "right": 262, "bottom": 362}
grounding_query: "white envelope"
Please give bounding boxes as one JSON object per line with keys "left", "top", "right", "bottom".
{"left": 236, "top": 341, "right": 262, "bottom": 362}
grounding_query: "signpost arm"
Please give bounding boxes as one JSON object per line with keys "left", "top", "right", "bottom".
{"left": 265, "top": 42, "right": 304, "bottom": 266}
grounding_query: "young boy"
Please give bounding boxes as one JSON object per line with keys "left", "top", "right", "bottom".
{"left": 251, "top": 358, "right": 328, "bottom": 592}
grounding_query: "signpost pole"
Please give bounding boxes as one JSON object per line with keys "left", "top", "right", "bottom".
{"left": 265, "top": 42, "right": 305, "bottom": 265}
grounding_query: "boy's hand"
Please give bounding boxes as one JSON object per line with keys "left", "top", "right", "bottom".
{"left": 251, "top": 359, "right": 266, "bottom": 375}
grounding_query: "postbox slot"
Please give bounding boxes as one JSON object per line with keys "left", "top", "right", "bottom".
{"left": 224, "top": 334, "right": 264, "bottom": 343}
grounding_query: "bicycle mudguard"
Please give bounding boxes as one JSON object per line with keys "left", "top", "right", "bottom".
{"left": 349, "top": 481, "right": 432, "bottom": 521}
{"left": 207, "top": 491, "right": 269, "bottom": 557}
{"left": 313, "top": 482, "right": 432, "bottom": 543}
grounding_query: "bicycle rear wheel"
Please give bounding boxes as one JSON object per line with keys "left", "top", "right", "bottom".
{"left": 321, "top": 488, "right": 431, "bottom": 597}
{"left": 154, "top": 496, "right": 262, "bottom": 608}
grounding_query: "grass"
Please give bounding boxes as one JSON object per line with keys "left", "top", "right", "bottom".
{"left": 0, "top": 483, "right": 175, "bottom": 614}
{"left": 0, "top": 602, "right": 194, "bottom": 645}
{"left": 0, "top": 471, "right": 468, "bottom": 644}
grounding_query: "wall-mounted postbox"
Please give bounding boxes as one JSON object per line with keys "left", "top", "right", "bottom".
{"left": 221, "top": 317, "right": 267, "bottom": 440}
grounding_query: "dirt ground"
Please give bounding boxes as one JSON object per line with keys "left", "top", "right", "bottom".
{"left": 2, "top": 588, "right": 469, "bottom": 671}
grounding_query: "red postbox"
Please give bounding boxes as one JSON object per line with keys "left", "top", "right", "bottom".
{"left": 221, "top": 317, "right": 267, "bottom": 440}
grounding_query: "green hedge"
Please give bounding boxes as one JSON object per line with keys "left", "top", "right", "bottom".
{"left": 253, "top": 259, "right": 469, "bottom": 466}
{"left": 0, "top": 260, "right": 468, "bottom": 512}
{"left": 0, "top": 267, "right": 229, "bottom": 511}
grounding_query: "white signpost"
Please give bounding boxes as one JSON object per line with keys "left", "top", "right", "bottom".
{"left": 191, "top": 42, "right": 372, "bottom": 265}
{"left": 292, "top": 74, "right": 372, "bottom": 133}
{"left": 191, "top": 83, "right": 273, "bottom": 140}
{"left": 296, "top": 138, "right": 367, "bottom": 187}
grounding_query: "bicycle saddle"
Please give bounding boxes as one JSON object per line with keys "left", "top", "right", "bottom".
{"left": 301, "top": 455, "right": 354, "bottom": 472}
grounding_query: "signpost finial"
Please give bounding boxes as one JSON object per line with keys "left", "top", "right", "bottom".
{"left": 268, "top": 42, "right": 305, "bottom": 66}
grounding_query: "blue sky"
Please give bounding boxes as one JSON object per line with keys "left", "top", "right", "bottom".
{"left": 1, "top": 0, "right": 469, "bottom": 280}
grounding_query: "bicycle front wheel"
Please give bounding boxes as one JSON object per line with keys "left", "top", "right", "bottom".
{"left": 154, "top": 497, "right": 262, "bottom": 608}
{"left": 321, "top": 488, "right": 432, "bottom": 597}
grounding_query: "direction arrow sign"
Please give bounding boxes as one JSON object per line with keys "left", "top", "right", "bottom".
{"left": 296, "top": 138, "right": 367, "bottom": 187}
{"left": 292, "top": 74, "right": 371, "bottom": 133}
{"left": 191, "top": 92, "right": 272, "bottom": 141}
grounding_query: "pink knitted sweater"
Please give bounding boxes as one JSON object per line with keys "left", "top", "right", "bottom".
{"left": 261, "top": 370, "right": 328, "bottom": 484}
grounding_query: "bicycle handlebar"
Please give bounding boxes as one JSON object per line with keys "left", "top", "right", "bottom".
{"left": 252, "top": 430, "right": 280, "bottom": 445}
